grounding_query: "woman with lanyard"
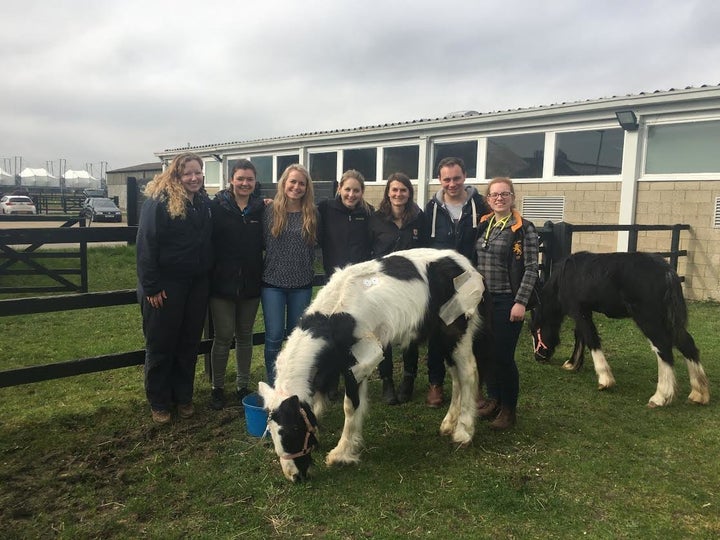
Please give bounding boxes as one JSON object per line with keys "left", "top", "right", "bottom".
{"left": 473, "top": 177, "right": 539, "bottom": 430}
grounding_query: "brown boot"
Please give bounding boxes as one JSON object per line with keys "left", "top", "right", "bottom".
{"left": 489, "top": 407, "right": 516, "bottom": 431}
{"left": 426, "top": 384, "right": 444, "bottom": 408}
{"left": 477, "top": 398, "right": 499, "bottom": 419}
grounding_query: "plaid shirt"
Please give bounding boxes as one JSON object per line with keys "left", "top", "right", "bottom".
{"left": 474, "top": 212, "right": 539, "bottom": 306}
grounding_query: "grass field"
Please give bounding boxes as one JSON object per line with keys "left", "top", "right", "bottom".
{"left": 1, "top": 246, "right": 718, "bottom": 538}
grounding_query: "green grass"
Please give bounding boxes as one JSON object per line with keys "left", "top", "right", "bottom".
{"left": 1, "top": 246, "right": 719, "bottom": 538}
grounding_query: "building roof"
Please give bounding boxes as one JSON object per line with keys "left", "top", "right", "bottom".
{"left": 160, "top": 84, "right": 720, "bottom": 155}
{"left": 107, "top": 162, "right": 162, "bottom": 173}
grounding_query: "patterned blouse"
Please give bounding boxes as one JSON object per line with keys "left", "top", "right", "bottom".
{"left": 262, "top": 204, "right": 316, "bottom": 289}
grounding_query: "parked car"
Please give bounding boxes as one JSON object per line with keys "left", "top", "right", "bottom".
{"left": 0, "top": 195, "right": 37, "bottom": 215}
{"left": 82, "top": 197, "right": 122, "bottom": 222}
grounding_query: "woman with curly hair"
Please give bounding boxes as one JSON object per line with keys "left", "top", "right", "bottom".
{"left": 261, "top": 163, "right": 318, "bottom": 386}
{"left": 136, "top": 152, "right": 213, "bottom": 424}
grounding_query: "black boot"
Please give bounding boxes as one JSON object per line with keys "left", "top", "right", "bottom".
{"left": 382, "top": 378, "right": 398, "bottom": 405}
{"left": 397, "top": 375, "right": 415, "bottom": 403}
{"left": 210, "top": 387, "right": 225, "bottom": 410}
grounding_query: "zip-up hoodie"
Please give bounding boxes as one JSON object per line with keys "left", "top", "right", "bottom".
{"left": 425, "top": 185, "right": 489, "bottom": 260}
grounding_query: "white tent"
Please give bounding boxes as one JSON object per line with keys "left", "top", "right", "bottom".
{"left": 64, "top": 169, "right": 101, "bottom": 189}
{"left": 0, "top": 168, "right": 14, "bottom": 187}
{"left": 19, "top": 167, "right": 60, "bottom": 188}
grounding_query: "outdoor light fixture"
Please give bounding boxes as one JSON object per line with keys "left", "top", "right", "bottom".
{"left": 615, "top": 110, "right": 639, "bottom": 131}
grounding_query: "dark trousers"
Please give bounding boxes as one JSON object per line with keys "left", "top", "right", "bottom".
{"left": 378, "top": 342, "right": 419, "bottom": 380}
{"left": 485, "top": 293, "right": 522, "bottom": 410}
{"left": 142, "top": 276, "right": 209, "bottom": 411}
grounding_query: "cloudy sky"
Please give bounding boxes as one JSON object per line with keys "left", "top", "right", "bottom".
{"left": 1, "top": 0, "right": 718, "bottom": 176}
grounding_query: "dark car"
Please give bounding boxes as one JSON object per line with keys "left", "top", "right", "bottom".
{"left": 82, "top": 197, "right": 122, "bottom": 222}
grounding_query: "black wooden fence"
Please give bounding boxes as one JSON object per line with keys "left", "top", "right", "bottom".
{"left": 0, "top": 221, "right": 690, "bottom": 388}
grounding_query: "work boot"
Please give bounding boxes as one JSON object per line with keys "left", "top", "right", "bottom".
{"left": 382, "top": 378, "right": 398, "bottom": 405}
{"left": 177, "top": 402, "right": 195, "bottom": 419}
{"left": 397, "top": 375, "right": 415, "bottom": 404}
{"left": 210, "top": 387, "right": 225, "bottom": 410}
{"left": 477, "top": 398, "right": 499, "bottom": 419}
{"left": 151, "top": 408, "right": 171, "bottom": 425}
{"left": 426, "top": 384, "right": 444, "bottom": 408}
{"left": 236, "top": 387, "right": 251, "bottom": 405}
{"left": 489, "top": 407, "right": 516, "bottom": 431}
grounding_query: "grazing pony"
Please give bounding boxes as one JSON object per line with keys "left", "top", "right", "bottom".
{"left": 530, "top": 251, "right": 710, "bottom": 407}
{"left": 258, "top": 248, "right": 492, "bottom": 482}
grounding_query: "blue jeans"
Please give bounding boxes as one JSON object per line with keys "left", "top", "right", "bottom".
{"left": 261, "top": 285, "right": 313, "bottom": 386}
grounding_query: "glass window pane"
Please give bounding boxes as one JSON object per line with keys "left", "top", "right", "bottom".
{"left": 248, "top": 156, "right": 272, "bottom": 183}
{"left": 433, "top": 141, "right": 478, "bottom": 177}
{"left": 309, "top": 152, "right": 337, "bottom": 182}
{"left": 486, "top": 133, "right": 544, "bottom": 179}
{"left": 343, "top": 148, "right": 377, "bottom": 181}
{"left": 277, "top": 154, "right": 299, "bottom": 179}
{"left": 383, "top": 145, "right": 419, "bottom": 179}
{"left": 554, "top": 129, "right": 623, "bottom": 176}
{"left": 646, "top": 120, "right": 720, "bottom": 173}
{"left": 203, "top": 160, "right": 220, "bottom": 188}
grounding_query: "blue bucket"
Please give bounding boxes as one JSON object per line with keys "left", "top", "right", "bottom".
{"left": 242, "top": 392, "right": 269, "bottom": 437}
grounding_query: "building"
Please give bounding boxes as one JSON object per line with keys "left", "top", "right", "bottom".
{"left": 155, "top": 85, "right": 720, "bottom": 301}
{"left": 106, "top": 162, "right": 162, "bottom": 210}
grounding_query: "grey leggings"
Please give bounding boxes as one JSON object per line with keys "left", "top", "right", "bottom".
{"left": 209, "top": 296, "right": 261, "bottom": 390}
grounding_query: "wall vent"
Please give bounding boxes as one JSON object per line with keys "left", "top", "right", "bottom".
{"left": 521, "top": 196, "right": 565, "bottom": 223}
{"left": 714, "top": 197, "right": 720, "bottom": 228}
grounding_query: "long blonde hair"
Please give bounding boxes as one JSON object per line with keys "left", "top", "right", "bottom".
{"left": 271, "top": 163, "right": 317, "bottom": 244}
{"left": 145, "top": 153, "right": 203, "bottom": 218}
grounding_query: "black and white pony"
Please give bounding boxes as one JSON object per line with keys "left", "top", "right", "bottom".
{"left": 530, "top": 251, "right": 710, "bottom": 407}
{"left": 258, "top": 248, "right": 492, "bottom": 482}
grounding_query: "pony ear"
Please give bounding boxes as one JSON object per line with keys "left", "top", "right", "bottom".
{"left": 258, "top": 382, "right": 275, "bottom": 409}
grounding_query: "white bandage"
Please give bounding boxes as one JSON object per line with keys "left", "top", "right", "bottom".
{"left": 438, "top": 270, "right": 485, "bottom": 325}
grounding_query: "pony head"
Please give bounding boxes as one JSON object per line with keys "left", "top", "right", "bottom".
{"left": 529, "top": 304, "right": 560, "bottom": 363}
{"left": 258, "top": 382, "right": 319, "bottom": 482}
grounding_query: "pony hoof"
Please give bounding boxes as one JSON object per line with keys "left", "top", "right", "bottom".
{"left": 326, "top": 448, "right": 360, "bottom": 467}
{"left": 687, "top": 391, "right": 710, "bottom": 405}
{"left": 451, "top": 431, "right": 472, "bottom": 446}
{"left": 562, "top": 361, "right": 575, "bottom": 371}
{"left": 647, "top": 401, "right": 661, "bottom": 408}
{"left": 597, "top": 384, "right": 609, "bottom": 391}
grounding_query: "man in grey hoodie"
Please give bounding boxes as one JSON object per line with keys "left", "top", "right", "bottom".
{"left": 423, "top": 156, "right": 489, "bottom": 407}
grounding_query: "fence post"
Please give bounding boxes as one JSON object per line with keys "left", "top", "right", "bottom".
{"left": 628, "top": 227, "right": 638, "bottom": 252}
{"left": 79, "top": 218, "right": 89, "bottom": 292}
{"left": 550, "top": 221, "right": 573, "bottom": 264}
{"left": 670, "top": 224, "right": 681, "bottom": 271}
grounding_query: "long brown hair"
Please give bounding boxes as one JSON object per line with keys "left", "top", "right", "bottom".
{"left": 271, "top": 164, "right": 317, "bottom": 244}
{"left": 145, "top": 153, "right": 203, "bottom": 218}
{"left": 378, "top": 172, "right": 417, "bottom": 226}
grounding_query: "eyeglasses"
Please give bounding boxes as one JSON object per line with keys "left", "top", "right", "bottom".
{"left": 487, "top": 191, "right": 513, "bottom": 200}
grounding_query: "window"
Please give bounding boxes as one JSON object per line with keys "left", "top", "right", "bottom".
{"left": 343, "top": 147, "right": 377, "bottom": 181}
{"left": 383, "top": 145, "right": 419, "bottom": 179}
{"left": 486, "top": 133, "right": 544, "bottom": 179}
{"left": 309, "top": 152, "right": 337, "bottom": 182}
{"left": 203, "top": 160, "right": 221, "bottom": 188}
{"left": 646, "top": 120, "right": 720, "bottom": 174}
{"left": 554, "top": 129, "right": 623, "bottom": 176}
{"left": 432, "top": 141, "right": 477, "bottom": 177}
{"left": 277, "top": 154, "right": 299, "bottom": 179}
{"left": 248, "top": 156, "right": 272, "bottom": 183}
